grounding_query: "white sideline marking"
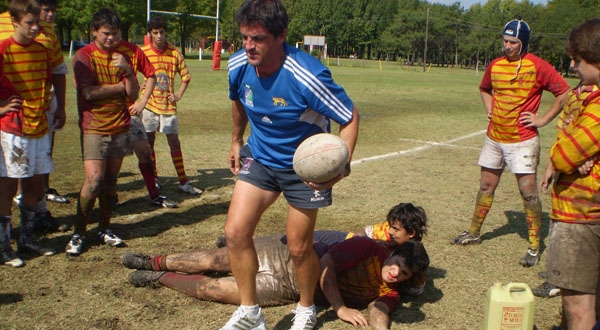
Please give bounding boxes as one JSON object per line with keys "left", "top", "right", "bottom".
{"left": 351, "top": 130, "right": 486, "bottom": 166}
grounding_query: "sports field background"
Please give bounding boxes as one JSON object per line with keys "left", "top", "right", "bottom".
{"left": 0, "top": 57, "right": 575, "bottom": 329}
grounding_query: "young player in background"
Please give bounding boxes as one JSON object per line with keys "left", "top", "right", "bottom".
{"left": 140, "top": 16, "right": 202, "bottom": 196}
{"left": 451, "top": 18, "right": 570, "bottom": 268}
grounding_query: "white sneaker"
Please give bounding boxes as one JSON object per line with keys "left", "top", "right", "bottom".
{"left": 1, "top": 246, "right": 24, "bottom": 267}
{"left": 65, "top": 234, "right": 85, "bottom": 255}
{"left": 178, "top": 181, "right": 203, "bottom": 195}
{"left": 98, "top": 230, "right": 124, "bottom": 247}
{"left": 219, "top": 306, "right": 267, "bottom": 330}
{"left": 290, "top": 305, "right": 317, "bottom": 330}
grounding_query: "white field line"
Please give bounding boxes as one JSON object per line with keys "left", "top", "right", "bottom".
{"left": 351, "top": 130, "right": 486, "bottom": 166}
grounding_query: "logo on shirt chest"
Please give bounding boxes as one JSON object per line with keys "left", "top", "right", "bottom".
{"left": 272, "top": 97, "right": 287, "bottom": 107}
{"left": 244, "top": 84, "right": 254, "bottom": 107}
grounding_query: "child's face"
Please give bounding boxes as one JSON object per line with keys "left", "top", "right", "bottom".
{"left": 93, "top": 26, "right": 120, "bottom": 51}
{"left": 150, "top": 28, "right": 166, "bottom": 49}
{"left": 381, "top": 255, "right": 413, "bottom": 284}
{"left": 387, "top": 221, "right": 415, "bottom": 245}
{"left": 571, "top": 56, "right": 600, "bottom": 86}
{"left": 13, "top": 13, "right": 40, "bottom": 42}
{"left": 40, "top": 5, "right": 56, "bottom": 23}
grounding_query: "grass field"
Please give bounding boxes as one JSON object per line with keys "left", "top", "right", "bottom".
{"left": 0, "top": 57, "right": 577, "bottom": 329}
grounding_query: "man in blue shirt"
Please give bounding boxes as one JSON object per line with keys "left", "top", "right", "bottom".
{"left": 222, "top": 1, "right": 359, "bottom": 329}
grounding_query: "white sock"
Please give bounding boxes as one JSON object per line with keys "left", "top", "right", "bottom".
{"left": 296, "top": 303, "right": 316, "bottom": 312}
{"left": 240, "top": 304, "right": 260, "bottom": 315}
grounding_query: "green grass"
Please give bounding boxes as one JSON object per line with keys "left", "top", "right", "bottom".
{"left": 0, "top": 57, "right": 578, "bottom": 329}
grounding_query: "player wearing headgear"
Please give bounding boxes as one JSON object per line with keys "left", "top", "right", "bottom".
{"left": 451, "top": 17, "right": 570, "bottom": 268}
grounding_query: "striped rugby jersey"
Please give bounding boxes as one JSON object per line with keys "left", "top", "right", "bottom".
{"left": 555, "top": 84, "right": 598, "bottom": 131}
{"left": 0, "top": 37, "right": 51, "bottom": 137}
{"left": 550, "top": 90, "right": 600, "bottom": 224}
{"left": 0, "top": 11, "right": 65, "bottom": 72}
{"left": 141, "top": 42, "right": 190, "bottom": 115}
{"left": 480, "top": 53, "right": 570, "bottom": 143}
{"left": 73, "top": 41, "right": 155, "bottom": 135}
{"left": 324, "top": 236, "right": 400, "bottom": 311}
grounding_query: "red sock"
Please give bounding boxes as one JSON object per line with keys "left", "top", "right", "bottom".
{"left": 150, "top": 255, "right": 166, "bottom": 271}
{"left": 139, "top": 162, "right": 159, "bottom": 199}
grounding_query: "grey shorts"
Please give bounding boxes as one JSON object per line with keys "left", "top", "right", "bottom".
{"left": 81, "top": 131, "right": 133, "bottom": 160}
{"left": 478, "top": 136, "right": 540, "bottom": 174}
{"left": 254, "top": 235, "right": 299, "bottom": 306}
{"left": 237, "top": 145, "right": 332, "bottom": 209}
{"left": 546, "top": 221, "right": 600, "bottom": 294}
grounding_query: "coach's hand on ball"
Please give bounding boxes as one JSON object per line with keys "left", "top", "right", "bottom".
{"left": 304, "top": 162, "right": 350, "bottom": 190}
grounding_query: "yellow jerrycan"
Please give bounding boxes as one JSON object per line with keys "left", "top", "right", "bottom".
{"left": 483, "top": 282, "right": 535, "bottom": 330}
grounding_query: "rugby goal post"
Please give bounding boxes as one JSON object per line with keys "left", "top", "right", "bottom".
{"left": 146, "top": 0, "right": 222, "bottom": 69}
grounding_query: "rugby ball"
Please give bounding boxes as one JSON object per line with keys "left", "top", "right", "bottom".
{"left": 293, "top": 133, "right": 349, "bottom": 183}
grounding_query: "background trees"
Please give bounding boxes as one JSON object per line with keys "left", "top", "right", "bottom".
{"left": 6, "top": 0, "right": 598, "bottom": 70}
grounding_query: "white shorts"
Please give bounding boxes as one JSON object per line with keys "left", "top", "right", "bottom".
{"left": 141, "top": 109, "right": 179, "bottom": 134}
{"left": 478, "top": 136, "right": 540, "bottom": 174}
{"left": 0, "top": 131, "right": 53, "bottom": 178}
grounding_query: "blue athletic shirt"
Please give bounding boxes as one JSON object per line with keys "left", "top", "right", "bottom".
{"left": 228, "top": 43, "right": 354, "bottom": 169}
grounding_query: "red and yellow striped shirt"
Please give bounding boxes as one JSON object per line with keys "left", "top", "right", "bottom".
{"left": 0, "top": 37, "right": 51, "bottom": 137}
{"left": 480, "top": 53, "right": 570, "bottom": 143}
{"left": 326, "top": 236, "right": 400, "bottom": 311}
{"left": 140, "top": 42, "right": 190, "bottom": 115}
{"left": 73, "top": 41, "right": 155, "bottom": 134}
{"left": 0, "top": 11, "right": 64, "bottom": 71}
{"left": 346, "top": 221, "right": 390, "bottom": 241}
{"left": 550, "top": 90, "right": 600, "bottom": 224}
{"left": 555, "top": 84, "right": 597, "bottom": 131}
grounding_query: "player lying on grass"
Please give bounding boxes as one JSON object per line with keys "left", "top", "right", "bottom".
{"left": 122, "top": 202, "right": 429, "bottom": 329}
{"left": 124, "top": 236, "right": 429, "bottom": 329}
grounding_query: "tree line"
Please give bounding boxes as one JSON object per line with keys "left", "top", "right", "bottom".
{"left": 2, "top": 0, "right": 598, "bottom": 72}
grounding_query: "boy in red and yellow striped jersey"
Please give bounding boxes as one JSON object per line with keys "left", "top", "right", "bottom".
{"left": 65, "top": 8, "right": 151, "bottom": 256}
{"left": 140, "top": 16, "right": 201, "bottom": 196}
{"left": 0, "top": 0, "right": 67, "bottom": 234}
{"left": 0, "top": 0, "right": 57, "bottom": 267}
{"left": 545, "top": 18, "right": 600, "bottom": 329}
{"left": 451, "top": 18, "right": 570, "bottom": 268}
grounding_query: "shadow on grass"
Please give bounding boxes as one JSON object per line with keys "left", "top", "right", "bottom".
{"left": 479, "top": 211, "right": 551, "bottom": 253}
{"left": 0, "top": 293, "right": 23, "bottom": 305}
{"left": 390, "top": 266, "right": 446, "bottom": 325}
{"left": 26, "top": 168, "right": 235, "bottom": 253}
{"left": 115, "top": 168, "right": 234, "bottom": 199}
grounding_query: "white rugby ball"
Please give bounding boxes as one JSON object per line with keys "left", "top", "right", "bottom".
{"left": 293, "top": 133, "right": 349, "bottom": 183}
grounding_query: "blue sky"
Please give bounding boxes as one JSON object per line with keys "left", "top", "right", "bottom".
{"left": 429, "top": 0, "right": 548, "bottom": 8}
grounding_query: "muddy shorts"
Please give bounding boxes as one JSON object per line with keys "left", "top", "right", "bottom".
{"left": 130, "top": 116, "right": 148, "bottom": 143}
{"left": 546, "top": 221, "right": 600, "bottom": 293}
{"left": 0, "top": 131, "right": 53, "bottom": 178}
{"left": 253, "top": 235, "right": 299, "bottom": 306}
{"left": 81, "top": 131, "right": 133, "bottom": 160}
{"left": 478, "top": 136, "right": 540, "bottom": 174}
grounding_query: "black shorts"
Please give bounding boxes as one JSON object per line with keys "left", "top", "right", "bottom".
{"left": 237, "top": 145, "right": 332, "bottom": 209}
